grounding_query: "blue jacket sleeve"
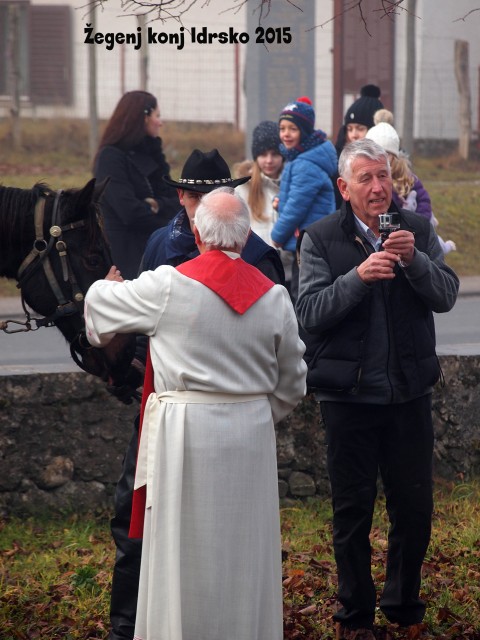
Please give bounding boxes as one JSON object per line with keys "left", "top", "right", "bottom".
{"left": 271, "top": 159, "right": 332, "bottom": 246}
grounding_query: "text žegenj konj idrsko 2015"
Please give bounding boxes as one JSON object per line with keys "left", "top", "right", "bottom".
{"left": 83, "top": 25, "right": 293, "bottom": 51}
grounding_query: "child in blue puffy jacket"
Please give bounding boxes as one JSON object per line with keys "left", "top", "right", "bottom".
{"left": 271, "top": 97, "right": 337, "bottom": 300}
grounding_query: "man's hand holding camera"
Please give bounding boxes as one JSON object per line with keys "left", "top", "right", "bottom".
{"left": 382, "top": 229, "right": 415, "bottom": 267}
{"left": 357, "top": 230, "right": 415, "bottom": 284}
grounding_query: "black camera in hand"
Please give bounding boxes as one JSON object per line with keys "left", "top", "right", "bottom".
{"left": 379, "top": 212, "right": 401, "bottom": 248}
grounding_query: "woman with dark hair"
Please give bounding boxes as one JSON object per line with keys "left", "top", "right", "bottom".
{"left": 94, "top": 91, "right": 178, "bottom": 279}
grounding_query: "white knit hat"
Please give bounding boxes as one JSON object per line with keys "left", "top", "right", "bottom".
{"left": 365, "top": 122, "right": 400, "bottom": 157}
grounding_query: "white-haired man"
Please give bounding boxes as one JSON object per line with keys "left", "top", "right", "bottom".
{"left": 296, "top": 139, "right": 459, "bottom": 640}
{"left": 85, "top": 187, "right": 307, "bottom": 640}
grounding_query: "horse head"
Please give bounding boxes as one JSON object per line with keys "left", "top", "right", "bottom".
{"left": 0, "top": 179, "right": 136, "bottom": 383}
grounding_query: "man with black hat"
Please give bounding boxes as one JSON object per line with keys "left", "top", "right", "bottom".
{"left": 142, "top": 148, "right": 285, "bottom": 281}
{"left": 105, "top": 148, "right": 285, "bottom": 640}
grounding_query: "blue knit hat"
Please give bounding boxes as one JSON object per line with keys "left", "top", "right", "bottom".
{"left": 279, "top": 98, "right": 315, "bottom": 141}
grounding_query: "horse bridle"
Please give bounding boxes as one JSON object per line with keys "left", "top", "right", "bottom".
{"left": 1, "top": 190, "right": 113, "bottom": 378}
{"left": 14, "top": 190, "right": 86, "bottom": 326}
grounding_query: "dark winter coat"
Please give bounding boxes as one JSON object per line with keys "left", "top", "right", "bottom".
{"left": 142, "top": 208, "right": 285, "bottom": 285}
{"left": 296, "top": 201, "right": 459, "bottom": 402}
{"left": 94, "top": 136, "right": 178, "bottom": 279}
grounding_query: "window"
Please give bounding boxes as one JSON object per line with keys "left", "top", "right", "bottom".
{"left": 0, "top": 2, "right": 72, "bottom": 105}
{"left": 0, "top": 1, "right": 30, "bottom": 97}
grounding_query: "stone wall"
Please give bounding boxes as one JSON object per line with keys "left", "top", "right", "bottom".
{"left": 1, "top": 355, "right": 479, "bottom": 516}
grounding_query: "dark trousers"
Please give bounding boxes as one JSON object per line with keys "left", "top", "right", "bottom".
{"left": 108, "top": 416, "right": 142, "bottom": 640}
{"left": 320, "top": 396, "right": 434, "bottom": 629}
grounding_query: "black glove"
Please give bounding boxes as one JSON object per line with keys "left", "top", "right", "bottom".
{"left": 106, "top": 358, "right": 145, "bottom": 405}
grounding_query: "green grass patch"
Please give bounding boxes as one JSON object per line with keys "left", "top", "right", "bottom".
{"left": 0, "top": 516, "right": 112, "bottom": 639}
{"left": 1, "top": 481, "right": 479, "bottom": 639}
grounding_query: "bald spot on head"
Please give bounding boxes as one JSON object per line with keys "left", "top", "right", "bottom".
{"left": 194, "top": 187, "right": 251, "bottom": 253}
{"left": 205, "top": 191, "right": 242, "bottom": 223}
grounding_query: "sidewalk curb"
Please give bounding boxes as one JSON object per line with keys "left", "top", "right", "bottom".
{"left": 1, "top": 276, "right": 479, "bottom": 320}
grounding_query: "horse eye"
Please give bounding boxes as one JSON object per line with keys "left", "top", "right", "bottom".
{"left": 85, "top": 254, "right": 103, "bottom": 269}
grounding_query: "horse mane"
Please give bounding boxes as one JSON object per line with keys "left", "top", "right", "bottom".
{"left": 0, "top": 182, "right": 52, "bottom": 247}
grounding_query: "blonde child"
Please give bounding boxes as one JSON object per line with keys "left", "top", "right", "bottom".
{"left": 235, "top": 121, "right": 294, "bottom": 284}
{"left": 366, "top": 122, "right": 456, "bottom": 254}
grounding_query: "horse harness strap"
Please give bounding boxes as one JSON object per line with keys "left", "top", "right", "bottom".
{"left": 16, "top": 190, "right": 86, "bottom": 326}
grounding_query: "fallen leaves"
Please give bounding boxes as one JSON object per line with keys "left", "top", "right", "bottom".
{"left": 0, "top": 483, "right": 479, "bottom": 639}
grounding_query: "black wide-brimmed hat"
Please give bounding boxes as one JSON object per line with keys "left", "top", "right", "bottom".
{"left": 163, "top": 148, "right": 250, "bottom": 193}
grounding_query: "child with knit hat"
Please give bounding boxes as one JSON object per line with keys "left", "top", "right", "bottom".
{"left": 334, "top": 84, "right": 384, "bottom": 156}
{"left": 366, "top": 122, "right": 457, "bottom": 255}
{"left": 271, "top": 97, "right": 337, "bottom": 300}
{"left": 332, "top": 85, "right": 384, "bottom": 208}
{"left": 235, "top": 121, "right": 294, "bottom": 285}
{"left": 343, "top": 84, "right": 384, "bottom": 141}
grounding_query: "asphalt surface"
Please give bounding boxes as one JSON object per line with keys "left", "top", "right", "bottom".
{"left": 1, "top": 276, "right": 480, "bottom": 375}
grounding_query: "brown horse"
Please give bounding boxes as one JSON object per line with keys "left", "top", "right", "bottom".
{"left": 0, "top": 178, "right": 135, "bottom": 383}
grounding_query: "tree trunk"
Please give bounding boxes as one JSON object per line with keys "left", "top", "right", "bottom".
{"left": 8, "top": 4, "right": 22, "bottom": 150}
{"left": 454, "top": 40, "right": 471, "bottom": 160}
{"left": 138, "top": 15, "right": 148, "bottom": 90}
{"left": 88, "top": 3, "right": 99, "bottom": 164}
{"left": 402, "top": 0, "right": 416, "bottom": 156}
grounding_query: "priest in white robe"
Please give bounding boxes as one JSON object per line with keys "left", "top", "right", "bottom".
{"left": 85, "top": 187, "right": 307, "bottom": 640}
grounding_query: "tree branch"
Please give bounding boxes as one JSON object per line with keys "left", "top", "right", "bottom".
{"left": 314, "top": 0, "right": 409, "bottom": 32}
{"left": 80, "top": 0, "right": 478, "bottom": 29}
{"left": 453, "top": 8, "right": 480, "bottom": 23}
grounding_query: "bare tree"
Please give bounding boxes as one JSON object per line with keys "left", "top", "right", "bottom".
{"left": 454, "top": 40, "right": 472, "bottom": 160}
{"left": 316, "top": 0, "right": 409, "bottom": 33}
{"left": 87, "top": 0, "right": 410, "bottom": 26}
{"left": 88, "top": 2, "right": 99, "bottom": 163}
{"left": 7, "top": 3, "right": 22, "bottom": 150}
{"left": 402, "top": 0, "right": 416, "bottom": 155}
{"left": 137, "top": 14, "right": 149, "bottom": 90}
{"left": 85, "top": 0, "right": 480, "bottom": 28}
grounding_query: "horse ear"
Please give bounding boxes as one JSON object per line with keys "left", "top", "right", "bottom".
{"left": 70, "top": 178, "right": 109, "bottom": 218}
{"left": 75, "top": 177, "right": 110, "bottom": 205}
{"left": 73, "top": 178, "right": 97, "bottom": 211}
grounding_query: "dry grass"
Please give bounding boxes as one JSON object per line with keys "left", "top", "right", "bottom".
{"left": 1, "top": 481, "right": 479, "bottom": 639}
{"left": 1, "top": 119, "right": 479, "bottom": 300}
{"left": 0, "top": 118, "right": 245, "bottom": 181}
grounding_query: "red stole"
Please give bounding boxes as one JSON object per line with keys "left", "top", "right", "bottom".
{"left": 128, "top": 251, "right": 274, "bottom": 538}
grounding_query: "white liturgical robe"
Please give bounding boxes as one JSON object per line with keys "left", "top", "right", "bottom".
{"left": 85, "top": 253, "right": 307, "bottom": 640}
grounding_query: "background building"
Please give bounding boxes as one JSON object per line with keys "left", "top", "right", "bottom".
{"left": 1, "top": 0, "right": 479, "bottom": 147}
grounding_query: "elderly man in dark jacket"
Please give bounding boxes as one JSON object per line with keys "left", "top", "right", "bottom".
{"left": 296, "top": 138, "right": 459, "bottom": 640}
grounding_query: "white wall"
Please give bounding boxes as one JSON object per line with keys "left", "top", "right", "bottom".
{"left": 24, "top": 0, "right": 245, "bottom": 121}
{"left": 15, "top": 0, "right": 334, "bottom": 133}
{"left": 394, "top": 0, "right": 480, "bottom": 140}
{"left": 9, "top": 0, "right": 480, "bottom": 142}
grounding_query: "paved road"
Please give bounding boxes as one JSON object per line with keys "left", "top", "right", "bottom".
{"left": 1, "top": 278, "right": 480, "bottom": 374}
{"left": 434, "top": 295, "right": 480, "bottom": 356}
